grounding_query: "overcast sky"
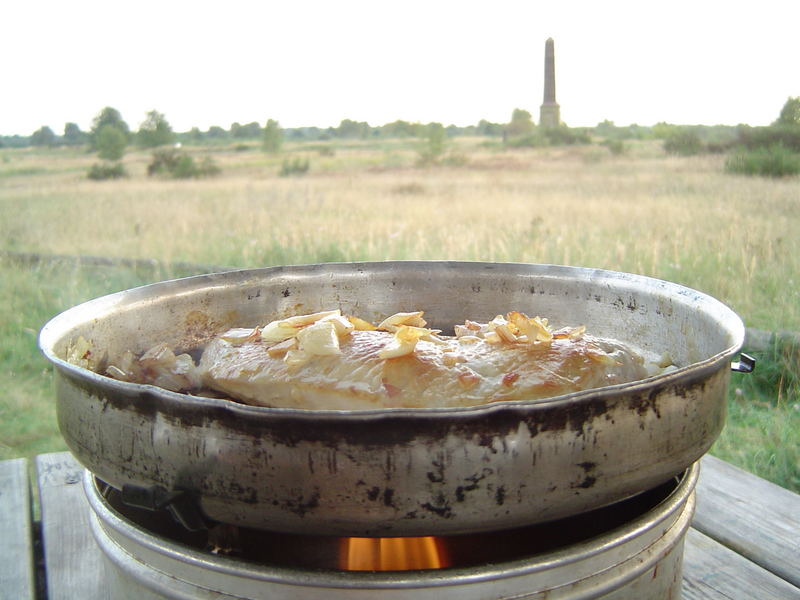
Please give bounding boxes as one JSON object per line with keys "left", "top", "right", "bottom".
{"left": 2, "top": 0, "right": 798, "bottom": 136}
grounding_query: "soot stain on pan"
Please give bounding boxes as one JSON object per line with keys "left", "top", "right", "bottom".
{"left": 364, "top": 485, "right": 397, "bottom": 507}
{"left": 426, "top": 459, "right": 446, "bottom": 483}
{"left": 533, "top": 397, "right": 610, "bottom": 434}
{"left": 571, "top": 461, "right": 598, "bottom": 489}
{"left": 455, "top": 468, "right": 493, "bottom": 502}
{"left": 420, "top": 493, "right": 453, "bottom": 518}
{"left": 627, "top": 388, "right": 662, "bottom": 419}
{"left": 282, "top": 490, "right": 321, "bottom": 517}
{"left": 224, "top": 481, "right": 259, "bottom": 504}
{"left": 77, "top": 374, "right": 615, "bottom": 452}
{"left": 572, "top": 475, "right": 597, "bottom": 489}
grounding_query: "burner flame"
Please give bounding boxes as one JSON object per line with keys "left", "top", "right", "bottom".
{"left": 338, "top": 536, "right": 451, "bottom": 571}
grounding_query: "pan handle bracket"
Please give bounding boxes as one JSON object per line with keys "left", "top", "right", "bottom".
{"left": 730, "top": 353, "right": 756, "bottom": 373}
{"left": 121, "top": 483, "right": 209, "bottom": 531}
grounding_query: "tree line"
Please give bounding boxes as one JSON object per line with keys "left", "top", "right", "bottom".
{"left": 4, "top": 108, "right": 509, "bottom": 151}
{"left": 3, "top": 97, "right": 798, "bottom": 158}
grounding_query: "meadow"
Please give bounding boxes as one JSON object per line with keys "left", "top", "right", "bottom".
{"left": 1, "top": 136, "right": 798, "bottom": 491}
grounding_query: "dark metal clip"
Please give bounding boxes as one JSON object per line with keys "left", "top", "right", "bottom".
{"left": 120, "top": 483, "right": 209, "bottom": 532}
{"left": 121, "top": 483, "right": 181, "bottom": 511}
{"left": 730, "top": 353, "right": 756, "bottom": 373}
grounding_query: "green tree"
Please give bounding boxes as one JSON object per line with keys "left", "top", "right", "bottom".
{"left": 241, "top": 122, "right": 262, "bottom": 137}
{"left": 477, "top": 119, "right": 503, "bottom": 137}
{"left": 89, "top": 107, "right": 130, "bottom": 149}
{"left": 336, "top": 119, "right": 371, "bottom": 139}
{"left": 31, "top": 126, "right": 56, "bottom": 147}
{"left": 206, "top": 125, "right": 227, "bottom": 138}
{"left": 418, "top": 122, "right": 447, "bottom": 165}
{"left": 63, "top": 122, "right": 86, "bottom": 146}
{"left": 262, "top": 119, "right": 283, "bottom": 153}
{"left": 96, "top": 124, "right": 127, "bottom": 160}
{"left": 137, "top": 110, "right": 175, "bottom": 148}
{"left": 381, "top": 120, "right": 421, "bottom": 138}
{"left": 506, "top": 108, "right": 534, "bottom": 137}
{"left": 229, "top": 122, "right": 261, "bottom": 138}
{"left": 776, "top": 97, "right": 800, "bottom": 126}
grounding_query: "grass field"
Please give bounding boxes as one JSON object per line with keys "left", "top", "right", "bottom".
{"left": 1, "top": 136, "right": 798, "bottom": 491}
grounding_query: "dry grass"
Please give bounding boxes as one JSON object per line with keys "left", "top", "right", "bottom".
{"left": 2, "top": 139, "right": 798, "bottom": 331}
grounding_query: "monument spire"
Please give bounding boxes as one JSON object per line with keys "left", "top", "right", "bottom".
{"left": 539, "top": 38, "right": 560, "bottom": 128}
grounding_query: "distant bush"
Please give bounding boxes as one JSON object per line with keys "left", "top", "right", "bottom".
{"left": 775, "top": 96, "right": 800, "bottom": 126}
{"left": 279, "top": 157, "right": 310, "bottom": 176}
{"left": 725, "top": 145, "right": 800, "bottom": 178}
{"left": 147, "top": 148, "right": 220, "bottom": 178}
{"left": 440, "top": 152, "right": 469, "bottom": 167}
{"left": 663, "top": 129, "right": 703, "bottom": 156}
{"left": 735, "top": 125, "right": 800, "bottom": 152}
{"left": 505, "top": 108, "right": 535, "bottom": 138}
{"left": 705, "top": 141, "right": 735, "bottom": 154}
{"left": 31, "top": 126, "right": 56, "bottom": 147}
{"left": 417, "top": 123, "right": 448, "bottom": 166}
{"left": 304, "top": 144, "right": 335, "bottom": 156}
{"left": 262, "top": 119, "right": 283, "bottom": 153}
{"left": 87, "top": 162, "right": 127, "bottom": 180}
{"left": 506, "top": 126, "right": 590, "bottom": 148}
{"left": 543, "top": 126, "right": 591, "bottom": 146}
{"left": 96, "top": 124, "right": 128, "bottom": 160}
{"left": 506, "top": 132, "right": 546, "bottom": 148}
{"left": 603, "top": 139, "right": 627, "bottom": 155}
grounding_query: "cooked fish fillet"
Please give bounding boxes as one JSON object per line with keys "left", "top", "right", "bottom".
{"left": 199, "top": 328, "right": 649, "bottom": 410}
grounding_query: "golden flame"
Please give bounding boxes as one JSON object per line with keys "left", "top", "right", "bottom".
{"left": 338, "top": 536, "right": 450, "bottom": 571}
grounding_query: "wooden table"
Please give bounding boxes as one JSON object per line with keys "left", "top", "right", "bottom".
{"left": 2, "top": 452, "right": 798, "bottom": 599}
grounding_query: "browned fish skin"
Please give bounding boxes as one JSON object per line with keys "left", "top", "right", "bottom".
{"left": 199, "top": 330, "right": 648, "bottom": 410}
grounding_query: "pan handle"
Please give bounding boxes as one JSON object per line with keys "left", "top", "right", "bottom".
{"left": 731, "top": 353, "right": 756, "bottom": 373}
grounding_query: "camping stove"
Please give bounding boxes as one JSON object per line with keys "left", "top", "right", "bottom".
{"left": 83, "top": 462, "right": 696, "bottom": 600}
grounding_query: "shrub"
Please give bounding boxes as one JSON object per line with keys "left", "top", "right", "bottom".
{"left": 147, "top": 148, "right": 220, "bottom": 178}
{"left": 543, "top": 126, "right": 591, "bottom": 146}
{"left": 736, "top": 125, "right": 800, "bottom": 152}
{"left": 506, "top": 108, "right": 535, "bottom": 138}
{"left": 87, "top": 162, "right": 127, "bottom": 180}
{"left": 417, "top": 123, "right": 448, "bottom": 165}
{"left": 505, "top": 127, "right": 590, "bottom": 148}
{"left": 725, "top": 145, "right": 800, "bottom": 178}
{"left": 603, "top": 139, "right": 626, "bottom": 155}
{"left": 663, "top": 129, "right": 703, "bottom": 156}
{"left": 506, "top": 132, "right": 546, "bottom": 148}
{"left": 262, "top": 119, "right": 283, "bottom": 153}
{"left": 279, "top": 157, "right": 310, "bottom": 176}
{"left": 305, "top": 144, "right": 335, "bottom": 156}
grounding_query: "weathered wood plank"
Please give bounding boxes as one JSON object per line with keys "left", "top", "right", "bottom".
{"left": 0, "top": 458, "right": 35, "bottom": 600}
{"left": 682, "top": 529, "right": 800, "bottom": 599}
{"left": 36, "top": 452, "right": 107, "bottom": 600}
{"left": 695, "top": 454, "right": 800, "bottom": 587}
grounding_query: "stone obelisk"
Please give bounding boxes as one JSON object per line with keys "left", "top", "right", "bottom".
{"left": 539, "top": 38, "right": 560, "bottom": 128}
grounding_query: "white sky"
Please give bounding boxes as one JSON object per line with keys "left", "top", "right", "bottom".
{"left": 2, "top": 0, "right": 798, "bottom": 136}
